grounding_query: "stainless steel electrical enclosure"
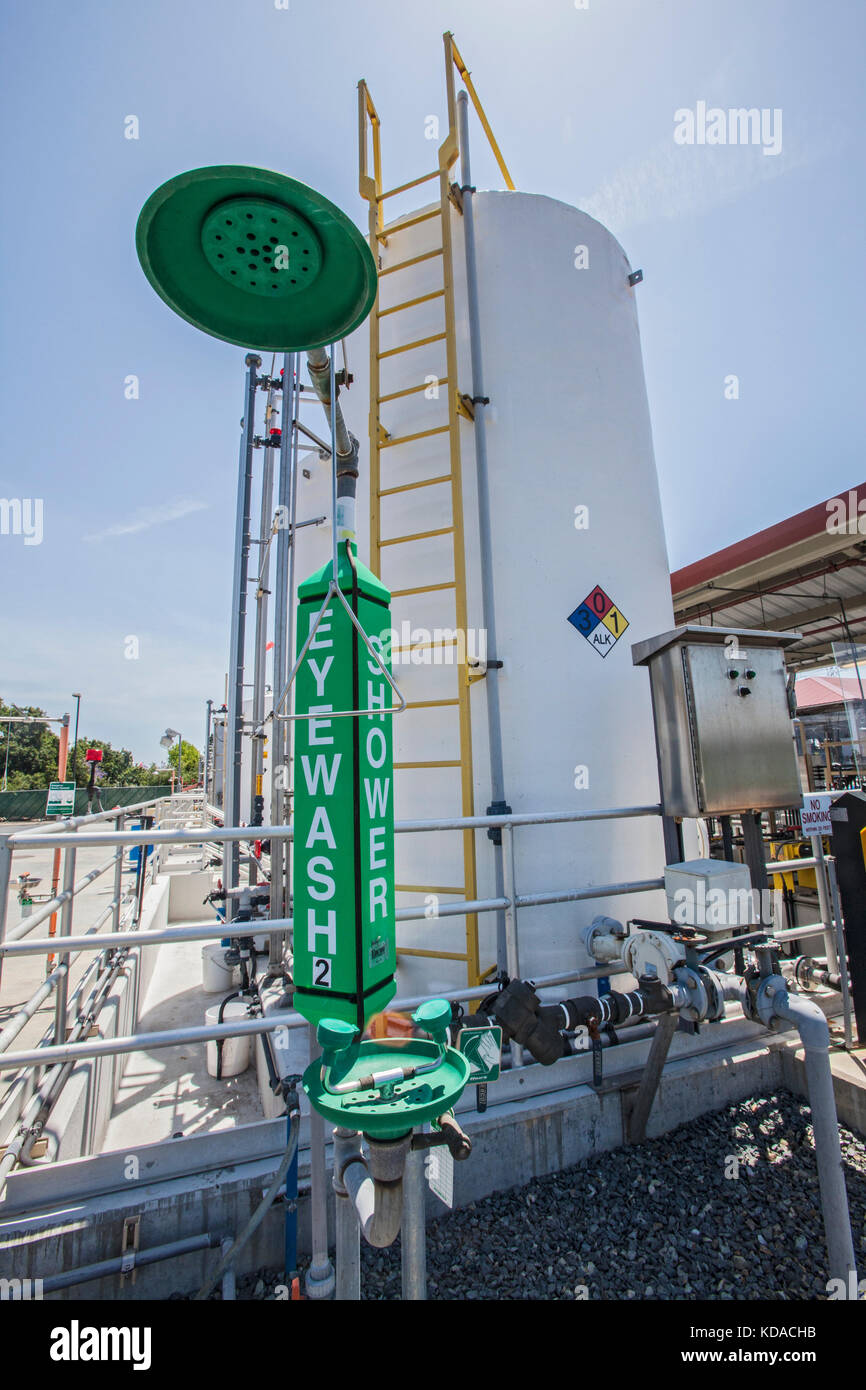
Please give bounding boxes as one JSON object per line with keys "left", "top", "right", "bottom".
{"left": 632, "top": 626, "right": 803, "bottom": 817}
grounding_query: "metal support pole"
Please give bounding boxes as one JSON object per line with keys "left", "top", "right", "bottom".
{"left": 741, "top": 812, "right": 769, "bottom": 897}
{"left": 110, "top": 813, "right": 125, "bottom": 937}
{"left": 0, "top": 834, "right": 12, "bottom": 995}
{"left": 401, "top": 1145, "right": 428, "bottom": 1300}
{"left": 457, "top": 90, "right": 508, "bottom": 971}
{"left": 225, "top": 353, "right": 261, "bottom": 890}
{"left": 269, "top": 352, "right": 299, "bottom": 959}
{"left": 624, "top": 1009, "right": 679, "bottom": 1142}
{"left": 826, "top": 857, "right": 855, "bottom": 1048}
{"left": 333, "top": 1127, "right": 361, "bottom": 1301}
{"left": 810, "top": 833, "right": 840, "bottom": 972}
{"left": 53, "top": 840, "right": 77, "bottom": 1043}
{"left": 501, "top": 823, "right": 522, "bottom": 1067}
{"left": 203, "top": 699, "right": 213, "bottom": 803}
{"left": 305, "top": 1026, "right": 336, "bottom": 1298}
{"left": 251, "top": 378, "right": 277, "bottom": 854}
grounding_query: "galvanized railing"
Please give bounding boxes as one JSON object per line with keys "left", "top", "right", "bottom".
{"left": 0, "top": 796, "right": 853, "bottom": 1193}
{"left": 0, "top": 802, "right": 664, "bottom": 1082}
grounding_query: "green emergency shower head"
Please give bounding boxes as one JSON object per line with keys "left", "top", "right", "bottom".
{"left": 136, "top": 165, "right": 378, "bottom": 351}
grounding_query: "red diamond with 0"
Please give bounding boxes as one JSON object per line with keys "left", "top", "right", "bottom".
{"left": 583, "top": 585, "right": 613, "bottom": 620}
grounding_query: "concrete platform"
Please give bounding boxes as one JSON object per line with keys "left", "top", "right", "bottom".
{"left": 103, "top": 935, "right": 263, "bottom": 1150}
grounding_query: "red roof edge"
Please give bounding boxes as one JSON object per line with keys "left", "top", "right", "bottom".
{"left": 671, "top": 484, "right": 866, "bottom": 599}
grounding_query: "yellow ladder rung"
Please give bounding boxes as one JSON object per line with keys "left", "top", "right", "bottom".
{"left": 379, "top": 473, "right": 452, "bottom": 498}
{"left": 377, "top": 170, "right": 439, "bottom": 201}
{"left": 381, "top": 426, "right": 449, "bottom": 449}
{"left": 397, "top": 949, "right": 471, "bottom": 962}
{"left": 378, "top": 333, "right": 446, "bottom": 360}
{"left": 379, "top": 525, "right": 454, "bottom": 547}
{"left": 380, "top": 376, "right": 449, "bottom": 404}
{"left": 377, "top": 208, "right": 440, "bottom": 240}
{"left": 380, "top": 248, "right": 444, "bottom": 277}
{"left": 393, "top": 759, "right": 462, "bottom": 769}
{"left": 378, "top": 289, "right": 445, "bottom": 319}
{"left": 405, "top": 697, "right": 460, "bottom": 708}
{"left": 392, "top": 638, "right": 458, "bottom": 655}
{"left": 391, "top": 581, "right": 456, "bottom": 598}
{"left": 396, "top": 884, "right": 465, "bottom": 894}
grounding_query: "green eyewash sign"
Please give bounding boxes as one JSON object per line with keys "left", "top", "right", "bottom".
{"left": 292, "top": 547, "right": 396, "bottom": 1030}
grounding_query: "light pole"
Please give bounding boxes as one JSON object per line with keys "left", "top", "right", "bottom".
{"left": 71, "top": 693, "right": 82, "bottom": 788}
{"left": 203, "top": 699, "right": 214, "bottom": 801}
{"left": 160, "top": 728, "right": 183, "bottom": 792}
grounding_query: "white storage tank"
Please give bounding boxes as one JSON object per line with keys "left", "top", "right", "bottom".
{"left": 290, "top": 187, "right": 675, "bottom": 999}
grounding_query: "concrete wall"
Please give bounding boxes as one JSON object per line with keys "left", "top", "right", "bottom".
{"left": 167, "top": 869, "right": 216, "bottom": 922}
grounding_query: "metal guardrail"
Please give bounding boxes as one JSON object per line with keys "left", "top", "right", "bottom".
{"left": 0, "top": 801, "right": 664, "bottom": 1076}
{"left": 0, "top": 793, "right": 857, "bottom": 1197}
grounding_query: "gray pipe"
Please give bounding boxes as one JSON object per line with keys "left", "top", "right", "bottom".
{"left": 225, "top": 354, "right": 261, "bottom": 890}
{"left": 333, "top": 1127, "right": 362, "bottom": 1300}
{"left": 457, "top": 88, "right": 509, "bottom": 971}
{"left": 768, "top": 987, "right": 857, "bottom": 1285}
{"left": 342, "top": 1157, "right": 404, "bottom": 1249}
{"left": 305, "top": 347, "right": 357, "bottom": 478}
{"left": 40, "top": 1232, "right": 222, "bottom": 1294}
{"left": 401, "top": 1146, "right": 428, "bottom": 1300}
{"left": 305, "top": 1027, "right": 336, "bottom": 1299}
{"left": 825, "top": 857, "right": 855, "bottom": 1049}
{"left": 250, "top": 375, "right": 277, "bottom": 848}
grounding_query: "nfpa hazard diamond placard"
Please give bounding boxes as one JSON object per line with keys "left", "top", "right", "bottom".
{"left": 567, "top": 584, "right": 629, "bottom": 658}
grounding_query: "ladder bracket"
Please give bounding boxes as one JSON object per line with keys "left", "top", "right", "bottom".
{"left": 448, "top": 181, "right": 464, "bottom": 214}
{"left": 457, "top": 392, "right": 475, "bottom": 422}
{"left": 377, "top": 421, "right": 392, "bottom": 445}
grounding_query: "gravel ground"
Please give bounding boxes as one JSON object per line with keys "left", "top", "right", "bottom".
{"left": 191, "top": 1090, "right": 866, "bottom": 1301}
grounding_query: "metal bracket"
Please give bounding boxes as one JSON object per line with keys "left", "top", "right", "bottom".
{"left": 120, "top": 1214, "right": 141, "bottom": 1286}
{"left": 456, "top": 391, "right": 475, "bottom": 421}
{"left": 448, "top": 181, "right": 464, "bottom": 214}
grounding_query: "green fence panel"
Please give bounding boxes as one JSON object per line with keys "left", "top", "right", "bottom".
{"left": 0, "top": 786, "right": 173, "bottom": 822}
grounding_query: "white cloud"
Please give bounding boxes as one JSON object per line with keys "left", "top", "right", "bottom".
{"left": 579, "top": 130, "right": 812, "bottom": 238}
{"left": 84, "top": 498, "right": 209, "bottom": 542}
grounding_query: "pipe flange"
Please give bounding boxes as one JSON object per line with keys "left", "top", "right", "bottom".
{"left": 701, "top": 967, "right": 725, "bottom": 1023}
{"left": 674, "top": 965, "right": 707, "bottom": 1023}
{"left": 793, "top": 956, "right": 815, "bottom": 992}
{"left": 754, "top": 974, "right": 788, "bottom": 1029}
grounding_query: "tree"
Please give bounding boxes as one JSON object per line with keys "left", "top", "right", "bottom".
{"left": 0, "top": 700, "right": 176, "bottom": 790}
{"left": 0, "top": 701, "right": 61, "bottom": 789}
{"left": 166, "top": 741, "right": 201, "bottom": 787}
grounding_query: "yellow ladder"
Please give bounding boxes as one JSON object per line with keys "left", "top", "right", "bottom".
{"left": 358, "top": 34, "right": 514, "bottom": 989}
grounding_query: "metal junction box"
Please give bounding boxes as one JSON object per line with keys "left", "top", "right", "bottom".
{"left": 632, "top": 626, "right": 803, "bottom": 817}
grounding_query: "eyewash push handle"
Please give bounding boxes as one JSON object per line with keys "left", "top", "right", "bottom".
{"left": 411, "top": 1111, "right": 472, "bottom": 1161}
{"left": 317, "top": 1000, "right": 452, "bottom": 1097}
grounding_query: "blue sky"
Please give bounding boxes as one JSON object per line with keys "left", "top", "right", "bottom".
{"left": 1, "top": 0, "right": 864, "bottom": 761}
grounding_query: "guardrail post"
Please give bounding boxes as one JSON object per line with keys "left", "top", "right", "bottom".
{"left": 53, "top": 837, "right": 78, "bottom": 1043}
{"left": 826, "top": 856, "right": 855, "bottom": 1049}
{"left": 0, "top": 834, "right": 12, "bottom": 995}
{"left": 111, "top": 812, "right": 125, "bottom": 943}
{"left": 500, "top": 823, "right": 523, "bottom": 1068}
